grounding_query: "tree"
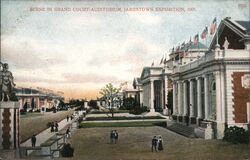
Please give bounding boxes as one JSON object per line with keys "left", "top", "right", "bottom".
{"left": 99, "top": 83, "right": 121, "bottom": 117}
{"left": 123, "top": 97, "right": 136, "bottom": 110}
{"left": 88, "top": 100, "right": 98, "bottom": 109}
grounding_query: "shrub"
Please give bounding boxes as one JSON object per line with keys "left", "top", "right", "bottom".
{"left": 129, "top": 106, "right": 147, "bottom": 115}
{"left": 61, "top": 143, "right": 74, "bottom": 157}
{"left": 20, "top": 109, "right": 26, "bottom": 115}
{"left": 223, "top": 126, "right": 249, "bottom": 144}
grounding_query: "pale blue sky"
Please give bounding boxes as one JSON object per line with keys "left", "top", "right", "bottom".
{"left": 1, "top": 0, "right": 249, "bottom": 99}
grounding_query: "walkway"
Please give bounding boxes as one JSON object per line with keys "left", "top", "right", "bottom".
{"left": 20, "top": 117, "right": 73, "bottom": 147}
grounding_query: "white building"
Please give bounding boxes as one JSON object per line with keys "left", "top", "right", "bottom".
{"left": 171, "top": 17, "right": 250, "bottom": 139}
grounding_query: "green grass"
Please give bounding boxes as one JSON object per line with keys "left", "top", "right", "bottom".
{"left": 20, "top": 112, "right": 44, "bottom": 118}
{"left": 86, "top": 116, "right": 165, "bottom": 121}
{"left": 90, "top": 110, "right": 130, "bottom": 114}
{"left": 80, "top": 121, "right": 166, "bottom": 128}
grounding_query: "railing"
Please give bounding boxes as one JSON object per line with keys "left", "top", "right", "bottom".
{"left": 173, "top": 49, "right": 250, "bottom": 73}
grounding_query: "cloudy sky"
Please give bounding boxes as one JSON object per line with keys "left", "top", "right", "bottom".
{"left": 1, "top": 0, "right": 249, "bottom": 100}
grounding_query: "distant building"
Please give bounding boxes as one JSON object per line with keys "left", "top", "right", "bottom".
{"left": 15, "top": 87, "right": 64, "bottom": 110}
{"left": 133, "top": 78, "right": 143, "bottom": 107}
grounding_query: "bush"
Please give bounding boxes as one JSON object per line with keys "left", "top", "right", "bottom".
{"left": 223, "top": 126, "right": 249, "bottom": 144}
{"left": 61, "top": 143, "right": 74, "bottom": 157}
{"left": 20, "top": 109, "right": 26, "bottom": 115}
{"left": 129, "top": 106, "right": 148, "bottom": 115}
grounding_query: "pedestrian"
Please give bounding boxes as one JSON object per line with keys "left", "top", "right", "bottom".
{"left": 114, "top": 130, "right": 118, "bottom": 144}
{"left": 151, "top": 136, "right": 158, "bottom": 152}
{"left": 31, "top": 134, "right": 36, "bottom": 147}
{"left": 70, "top": 114, "right": 74, "bottom": 120}
{"left": 55, "top": 121, "right": 59, "bottom": 132}
{"left": 158, "top": 136, "right": 163, "bottom": 151}
{"left": 110, "top": 130, "right": 114, "bottom": 144}
{"left": 67, "top": 115, "right": 69, "bottom": 122}
{"left": 66, "top": 127, "right": 71, "bottom": 138}
{"left": 50, "top": 122, "right": 54, "bottom": 132}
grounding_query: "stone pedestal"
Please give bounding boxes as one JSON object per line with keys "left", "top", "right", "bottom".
{"left": 216, "top": 122, "right": 225, "bottom": 139}
{"left": 163, "top": 108, "right": 168, "bottom": 115}
{"left": 0, "top": 102, "right": 20, "bottom": 150}
{"left": 205, "top": 122, "right": 214, "bottom": 139}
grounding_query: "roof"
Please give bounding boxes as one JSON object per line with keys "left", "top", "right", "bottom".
{"left": 235, "top": 21, "right": 250, "bottom": 33}
{"left": 209, "top": 17, "right": 250, "bottom": 50}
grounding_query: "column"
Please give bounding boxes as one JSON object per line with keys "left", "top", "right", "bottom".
{"left": 214, "top": 71, "right": 226, "bottom": 139}
{"left": 163, "top": 78, "right": 168, "bottom": 115}
{"left": 177, "top": 81, "right": 183, "bottom": 116}
{"left": 197, "top": 77, "right": 202, "bottom": 119}
{"left": 150, "top": 80, "right": 155, "bottom": 112}
{"left": 189, "top": 79, "right": 194, "bottom": 117}
{"left": 173, "top": 81, "right": 177, "bottom": 115}
{"left": 203, "top": 74, "right": 209, "bottom": 119}
{"left": 36, "top": 97, "right": 40, "bottom": 109}
{"left": 183, "top": 81, "right": 188, "bottom": 116}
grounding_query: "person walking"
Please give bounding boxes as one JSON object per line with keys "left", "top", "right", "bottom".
{"left": 114, "top": 130, "right": 118, "bottom": 144}
{"left": 158, "top": 136, "right": 163, "bottom": 151}
{"left": 66, "top": 127, "right": 71, "bottom": 138}
{"left": 67, "top": 115, "right": 69, "bottom": 122}
{"left": 50, "top": 122, "right": 54, "bottom": 132}
{"left": 110, "top": 130, "right": 114, "bottom": 144}
{"left": 31, "top": 134, "right": 36, "bottom": 147}
{"left": 151, "top": 136, "right": 158, "bottom": 152}
{"left": 55, "top": 121, "right": 59, "bottom": 132}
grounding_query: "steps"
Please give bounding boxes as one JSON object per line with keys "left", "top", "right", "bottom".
{"left": 167, "top": 121, "right": 195, "bottom": 138}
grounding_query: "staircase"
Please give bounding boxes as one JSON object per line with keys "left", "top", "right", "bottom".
{"left": 167, "top": 121, "right": 195, "bottom": 138}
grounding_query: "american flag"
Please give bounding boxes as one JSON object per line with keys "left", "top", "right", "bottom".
{"left": 210, "top": 17, "right": 217, "bottom": 35}
{"left": 201, "top": 26, "right": 208, "bottom": 39}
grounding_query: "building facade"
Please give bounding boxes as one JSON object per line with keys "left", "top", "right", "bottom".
{"left": 171, "top": 18, "right": 250, "bottom": 139}
{"left": 15, "top": 87, "right": 64, "bottom": 111}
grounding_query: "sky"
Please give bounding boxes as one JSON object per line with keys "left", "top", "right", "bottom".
{"left": 1, "top": 0, "right": 249, "bottom": 100}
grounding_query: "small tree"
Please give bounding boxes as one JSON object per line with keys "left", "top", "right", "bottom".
{"left": 99, "top": 83, "right": 121, "bottom": 117}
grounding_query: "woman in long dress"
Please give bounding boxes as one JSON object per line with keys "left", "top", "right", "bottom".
{"left": 158, "top": 136, "right": 163, "bottom": 151}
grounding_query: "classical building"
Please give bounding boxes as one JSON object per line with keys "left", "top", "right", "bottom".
{"left": 15, "top": 87, "right": 64, "bottom": 110}
{"left": 139, "top": 66, "right": 172, "bottom": 114}
{"left": 132, "top": 78, "right": 143, "bottom": 106}
{"left": 171, "top": 17, "right": 250, "bottom": 139}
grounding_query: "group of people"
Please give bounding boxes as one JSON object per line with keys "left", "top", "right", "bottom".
{"left": 151, "top": 135, "right": 163, "bottom": 152}
{"left": 66, "top": 114, "right": 74, "bottom": 122}
{"left": 50, "top": 121, "right": 59, "bottom": 132}
{"left": 110, "top": 130, "right": 119, "bottom": 144}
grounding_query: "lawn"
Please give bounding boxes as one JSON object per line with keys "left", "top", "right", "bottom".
{"left": 85, "top": 116, "right": 165, "bottom": 121}
{"left": 60, "top": 127, "right": 250, "bottom": 160}
{"left": 20, "top": 109, "right": 75, "bottom": 143}
{"left": 80, "top": 121, "right": 166, "bottom": 128}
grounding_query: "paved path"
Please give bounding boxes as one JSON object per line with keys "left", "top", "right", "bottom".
{"left": 20, "top": 117, "right": 74, "bottom": 147}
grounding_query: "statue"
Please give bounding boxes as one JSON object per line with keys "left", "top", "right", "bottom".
{"left": 1, "top": 63, "right": 16, "bottom": 101}
{"left": 223, "top": 37, "right": 230, "bottom": 49}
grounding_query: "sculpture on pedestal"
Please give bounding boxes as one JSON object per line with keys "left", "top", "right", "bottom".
{"left": 0, "top": 63, "right": 16, "bottom": 101}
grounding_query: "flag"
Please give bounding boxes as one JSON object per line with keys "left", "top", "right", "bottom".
{"left": 193, "top": 34, "right": 199, "bottom": 45}
{"left": 160, "top": 56, "right": 163, "bottom": 65}
{"left": 201, "top": 26, "right": 208, "bottom": 39}
{"left": 181, "top": 41, "right": 185, "bottom": 47}
{"left": 210, "top": 17, "right": 217, "bottom": 35}
{"left": 151, "top": 61, "right": 154, "bottom": 67}
{"left": 164, "top": 58, "right": 167, "bottom": 64}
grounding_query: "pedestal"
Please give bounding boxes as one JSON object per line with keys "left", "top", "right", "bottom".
{"left": 0, "top": 102, "right": 20, "bottom": 150}
{"left": 216, "top": 122, "right": 225, "bottom": 139}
